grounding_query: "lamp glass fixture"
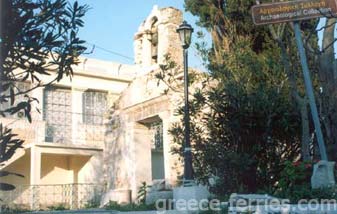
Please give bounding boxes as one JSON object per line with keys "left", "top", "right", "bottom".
{"left": 176, "top": 21, "right": 194, "bottom": 49}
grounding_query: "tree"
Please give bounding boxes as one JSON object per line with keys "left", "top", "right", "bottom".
{"left": 308, "top": 18, "right": 337, "bottom": 161}
{"left": 0, "top": 0, "right": 88, "bottom": 191}
{"left": 255, "top": 4, "right": 337, "bottom": 161}
{"left": 267, "top": 23, "right": 313, "bottom": 161}
{"left": 174, "top": 0, "right": 337, "bottom": 195}
{"left": 163, "top": 0, "right": 306, "bottom": 194}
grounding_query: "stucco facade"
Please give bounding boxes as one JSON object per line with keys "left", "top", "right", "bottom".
{"left": 1, "top": 58, "right": 137, "bottom": 209}
{"left": 1, "top": 6, "right": 189, "bottom": 209}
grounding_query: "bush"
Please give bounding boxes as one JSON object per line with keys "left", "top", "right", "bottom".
{"left": 104, "top": 201, "right": 156, "bottom": 211}
{"left": 84, "top": 199, "right": 100, "bottom": 209}
{"left": 0, "top": 205, "right": 29, "bottom": 214}
{"left": 278, "top": 160, "right": 312, "bottom": 191}
{"left": 273, "top": 160, "right": 337, "bottom": 203}
{"left": 277, "top": 185, "right": 337, "bottom": 203}
{"left": 47, "top": 203, "right": 68, "bottom": 211}
{"left": 137, "top": 181, "right": 148, "bottom": 204}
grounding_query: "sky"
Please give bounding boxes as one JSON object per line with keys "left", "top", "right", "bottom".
{"left": 73, "top": 0, "right": 207, "bottom": 70}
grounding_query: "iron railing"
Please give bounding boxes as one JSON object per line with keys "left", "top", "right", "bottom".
{"left": 0, "top": 183, "right": 106, "bottom": 211}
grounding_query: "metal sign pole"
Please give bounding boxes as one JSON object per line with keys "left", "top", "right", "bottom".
{"left": 293, "top": 21, "right": 328, "bottom": 161}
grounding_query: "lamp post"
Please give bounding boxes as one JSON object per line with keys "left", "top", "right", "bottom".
{"left": 176, "top": 21, "right": 194, "bottom": 184}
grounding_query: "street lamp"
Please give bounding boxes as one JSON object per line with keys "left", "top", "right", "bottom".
{"left": 176, "top": 21, "right": 194, "bottom": 184}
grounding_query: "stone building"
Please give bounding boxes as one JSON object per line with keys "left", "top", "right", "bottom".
{"left": 1, "top": 6, "right": 191, "bottom": 209}
{"left": 103, "top": 5, "right": 185, "bottom": 202}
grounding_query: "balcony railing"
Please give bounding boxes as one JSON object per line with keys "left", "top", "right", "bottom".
{"left": 1, "top": 111, "right": 107, "bottom": 148}
{"left": 0, "top": 183, "right": 106, "bottom": 211}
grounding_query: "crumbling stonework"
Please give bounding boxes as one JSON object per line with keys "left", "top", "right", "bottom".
{"left": 134, "top": 6, "right": 183, "bottom": 67}
{"left": 102, "top": 6, "right": 209, "bottom": 203}
{"left": 103, "top": 68, "right": 184, "bottom": 200}
{"left": 103, "top": 6, "right": 185, "bottom": 201}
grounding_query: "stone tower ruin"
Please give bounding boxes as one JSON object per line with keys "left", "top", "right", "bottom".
{"left": 133, "top": 6, "right": 183, "bottom": 67}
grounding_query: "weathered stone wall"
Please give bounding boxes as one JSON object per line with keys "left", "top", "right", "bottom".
{"left": 103, "top": 65, "right": 209, "bottom": 200}
{"left": 103, "top": 71, "right": 183, "bottom": 200}
{"left": 134, "top": 6, "right": 183, "bottom": 67}
{"left": 103, "top": 6, "right": 210, "bottom": 202}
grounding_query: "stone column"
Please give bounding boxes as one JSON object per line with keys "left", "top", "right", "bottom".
{"left": 30, "top": 146, "right": 41, "bottom": 185}
{"left": 141, "top": 32, "right": 152, "bottom": 67}
{"left": 157, "top": 112, "right": 169, "bottom": 182}
{"left": 30, "top": 146, "right": 41, "bottom": 209}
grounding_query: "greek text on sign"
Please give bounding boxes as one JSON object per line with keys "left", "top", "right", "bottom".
{"left": 252, "top": 0, "right": 337, "bottom": 25}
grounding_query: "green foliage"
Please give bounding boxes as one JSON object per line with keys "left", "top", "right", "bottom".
{"left": 137, "top": 181, "right": 148, "bottom": 204}
{"left": 47, "top": 203, "right": 68, "bottom": 211}
{"left": 0, "top": 124, "right": 24, "bottom": 191}
{"left": 0, "top": 205, "right": 30, "bottom": 214}
{"left": 0, "top": 0, "right": 88, "bottom": 192}
{"left": 165, "top": 0, "right": 304, "bottom": 195}
{"left": 277, "top": 161, "right": 312, "bottom": 193}
{"left": 84, "top": 199, "right": 101, "bottom": 209}
{"left": 170, "top": 37, "right": 302, "bottom": 194}
{"left": 105, "top": 182, "right": 165, "bottom": 211}
{"left": 104, "top": 201, "right": 156, "bottom": 212}
{"left": 272, "top": 161, "right": 337, "bottom": 203}
{"left": 275, "top": 185, "right": 337, "bottom": 203}
{"left": 0, "top": 125, "right": 24, "bottom": 164}
{"left": 1, "top": 0, "right": 89, "bottom": 117}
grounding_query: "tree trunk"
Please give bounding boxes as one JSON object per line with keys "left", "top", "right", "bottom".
{"left": 273, "top": 30, "right": 311, "bottom": 161}
{"left": 300, "top": 98, "right": 311, "bottom": 161}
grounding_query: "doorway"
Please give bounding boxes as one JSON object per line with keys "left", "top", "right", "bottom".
{"left": 149, "top": 121, "right": 165, "bottom": 180}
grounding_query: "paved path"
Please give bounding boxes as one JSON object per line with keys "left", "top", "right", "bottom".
{"left": 23, "top": 209, "right": 188, "bottom": 214}
{"left": 26, "top": 209, "right": 116, "bottom": 214}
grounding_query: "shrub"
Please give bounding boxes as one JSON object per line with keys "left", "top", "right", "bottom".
{"left": 104, "top": 201, "right": 156, "bottom": 211}
{"left": 84, "top": 199, "right": 100, "bottom": 209}
{"left": 137, "top": 181, "right": 148, "bottom": 204}
{"left": 47, "top": 203, "right": 68, "bottom": 211}
{"left": 274, "top": 160, "right": 337, "bottom": 203}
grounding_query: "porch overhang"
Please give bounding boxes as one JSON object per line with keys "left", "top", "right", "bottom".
{"left": 25, "top": 142, "right": 103, "bottom": 156}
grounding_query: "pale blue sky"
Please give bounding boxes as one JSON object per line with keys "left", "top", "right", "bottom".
{"left": 72, "top": 1, "right": 330, "bottom": 71}
{"left": 74, "top": 0, "right": 207, "bottom": 69}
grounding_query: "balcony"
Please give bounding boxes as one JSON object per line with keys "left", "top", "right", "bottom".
{"left": 1, "top": 111, "right": 106, "bottom": 149}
